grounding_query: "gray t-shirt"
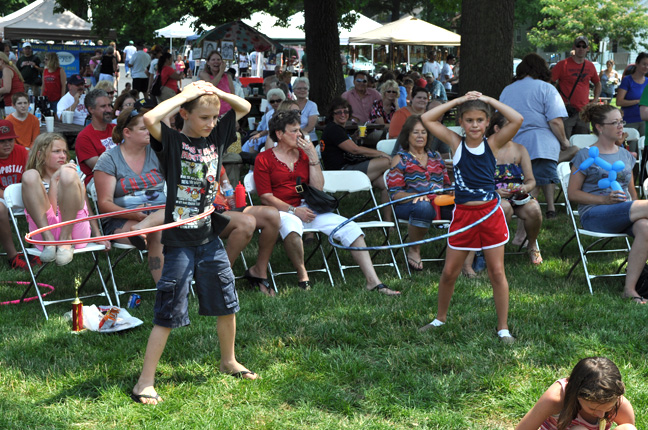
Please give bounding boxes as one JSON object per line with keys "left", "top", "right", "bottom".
{"left": 571, "top": 146, "right": 636, "bottom": 216}
{"left": 93, "top": 145, "right": 166, "bottom": 210}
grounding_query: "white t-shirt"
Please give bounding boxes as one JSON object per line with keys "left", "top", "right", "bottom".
{"left": 422, "top": 61, "right": 440, "bottom": 79}
{"left": 440, "top": 63, "right": 453, "bottom": 90}
{"left": 149, "top": 58, "right": 159, "bottom": 75}
{"left": 57, "top": 93, "right": 87, "bottom": 126}
{"left": 123, "top": 45, "right": 137, "bottom": 62}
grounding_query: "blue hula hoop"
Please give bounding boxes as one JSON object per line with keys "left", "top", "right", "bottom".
{"left": 328, "top": 189, "right": 501, "bottom": 251}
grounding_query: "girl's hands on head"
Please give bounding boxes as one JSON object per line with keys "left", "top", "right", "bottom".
{"left": 462, "top": 91, "right": 483, "bottom": 102}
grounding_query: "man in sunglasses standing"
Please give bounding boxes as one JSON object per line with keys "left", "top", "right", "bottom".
{"left": 552, "top": 36, "right": 601, "bottom": 137}
{"left": 75, "top": 89, "right": 117, "bottom": 184}
{"left": 342, "top": 71, "right": 381, "bottom": 124}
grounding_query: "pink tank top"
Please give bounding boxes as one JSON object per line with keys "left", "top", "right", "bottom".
{"left": 539, "top": 379, "right": 612, "bottom": 430}
{"left": 210, "top": 74, "right": 232, "bottom": 115}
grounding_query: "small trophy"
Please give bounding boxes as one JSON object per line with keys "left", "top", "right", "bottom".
{"left": 71, "top": 281, "right": 84, "bottom": 333}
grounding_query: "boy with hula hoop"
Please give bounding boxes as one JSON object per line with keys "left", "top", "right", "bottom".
{"left": 131, "top": 81, "right": 256, "bottom": 405}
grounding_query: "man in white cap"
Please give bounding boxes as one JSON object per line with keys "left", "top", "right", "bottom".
{"left": 552, "top": 36, "right": 601, "bottom": 137}
{"left": 16, "top": 42, "right": 42, "bottom": 96}
{"left": 123, "top": 41, "right": 137, "bottom": 77}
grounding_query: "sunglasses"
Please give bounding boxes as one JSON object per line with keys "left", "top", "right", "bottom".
{"left": 125, "top": 109, "right": 140, "bottom": 127}
{"left": 385, "top": 90, "right": 398, "bottom": 94}
{"left": 333, "top": 109, "right": 350, "bottom": 115}
{"left": 355, "top": 79, "right": 367, "bottom": 83}
{"left": 269, "top": 99, "right": 282, "bottom": 104}
{"left": 107, "top": 91, "right": 115, "bottom": 95}
{"left": 575, "top": 44, "right": 587, "bottom": 48}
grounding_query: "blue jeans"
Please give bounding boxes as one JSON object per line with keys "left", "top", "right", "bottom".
{"left": 580, "top": 202, "right": 634, "bottom": 235}
{"left": 394, "top": 200, "right": 436, "bottom": 228}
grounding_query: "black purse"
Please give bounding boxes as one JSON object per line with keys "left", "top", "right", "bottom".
{"left": 295, "top": 177, "right": 339, "bottom": 213}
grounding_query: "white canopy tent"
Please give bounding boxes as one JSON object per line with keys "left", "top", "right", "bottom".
{"left": 349, "top": 15, "right": 460, "bottom": 69}
{"left": 155, "top": 15, "right": 213, "bottom": 50}
{"left": 0, "top": 0, "right": 96, "bottom": 40}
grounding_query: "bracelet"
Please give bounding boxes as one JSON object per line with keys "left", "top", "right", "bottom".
{"left": 309, "top": 161, "right": 320, "bottom": 166}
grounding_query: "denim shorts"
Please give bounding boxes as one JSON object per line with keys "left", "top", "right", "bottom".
{"left": 580, "top": 202, "right": 634, "bottom": 236}
{"left": 394, "top": 200, "right": 436, "bottom": 228}
{"left": 101, "top": 217, "right": 128, "bottom": 235}
{"left": 153, "top": 238, "right": 239, "bottom": 329}
{"left": 531, "top": 158, "right": 559, "bottom": 186}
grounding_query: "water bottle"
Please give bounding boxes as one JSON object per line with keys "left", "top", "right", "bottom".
{"left": 28, "top": 88, "right": 34, "bottom": 104}
{"left": 35, "top": 108, "right": 41, "bottom": 123}
{"left": 221, "top": 179, "right": 235, "bottom": 208}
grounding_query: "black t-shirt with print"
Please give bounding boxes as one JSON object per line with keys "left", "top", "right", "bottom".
{"left": 151, "top": 110, "right": 236, "bottom": 247}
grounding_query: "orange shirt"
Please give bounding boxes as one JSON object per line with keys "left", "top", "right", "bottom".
{"left": 6, "top": 114, "right": 40, "bottom": 149}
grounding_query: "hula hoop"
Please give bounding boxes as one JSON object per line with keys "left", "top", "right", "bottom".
{"left": 0, "top": 281, "right": 55, "bottom": 305}
{"left": 328, "top": 189, "right": 501, "bottom": 251}
{"left": 25, "top": 204, "right": 215, "bottom": 246}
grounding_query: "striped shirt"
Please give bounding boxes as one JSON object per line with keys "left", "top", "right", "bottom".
{"left": 386, "top": 150, "right": 450, "bottom": 199}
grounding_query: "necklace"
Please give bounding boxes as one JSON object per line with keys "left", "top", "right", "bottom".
{"left": 409, "top": 151, "right": 426, "bottom": 162}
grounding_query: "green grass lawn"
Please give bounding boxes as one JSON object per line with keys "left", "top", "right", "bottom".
{"left": 1, "top": 192, "right": 647, "bottom": 430}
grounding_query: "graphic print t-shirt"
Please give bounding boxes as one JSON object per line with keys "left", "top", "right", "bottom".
{"left": 151, "top": 110, "right": 236, "bottom": 247}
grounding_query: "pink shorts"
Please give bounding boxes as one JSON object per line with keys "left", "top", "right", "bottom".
{"left": 448, "top": 199, "right": 509, "bottom": 251}
{"left": 25, "top": 202, "right": 91, "bottom": 251}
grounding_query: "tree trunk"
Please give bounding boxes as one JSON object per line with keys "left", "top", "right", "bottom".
{"left": 304, "top": 0, "right": 345, "bottom": 111}
{"left": 459, "top": 0, "right": 515, "bottom": 98}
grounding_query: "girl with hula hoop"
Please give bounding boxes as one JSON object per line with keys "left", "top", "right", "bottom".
{"left": 419, "top": 91, "right": 523, "bottom": 343}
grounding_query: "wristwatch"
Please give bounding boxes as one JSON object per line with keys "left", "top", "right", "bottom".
{"left": 287, "top": 205, "right": 296, "bottom": 214}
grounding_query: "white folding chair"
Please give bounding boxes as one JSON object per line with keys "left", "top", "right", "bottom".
{"left": 382, "top": 170, "right": 448, "bottom": 276}
{"left": 447, "top": 126, "right": 465, "bottom": 136}
{"left": 376, "top": 139, "right": 398, "bottom": 155}
{"left": 557, "top": 162, "right": 631, "bottom": 294}
{"left": 4, "top": 183, "right": 113, "bottom": 319}
{"left": 569, "top": 134, "right": 598, "bottom": 149}
{"left": 243, "top": 172, "right": 334, "bottom": 287}
{"left": 322, "top": 170, "right": 401, "bottom": 281}
{"left": 86, "top": 181, "right": 155, "bottom": 306}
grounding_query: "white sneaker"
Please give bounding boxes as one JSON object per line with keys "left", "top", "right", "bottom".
{"left": 56, "top": 247, "right": 74, "bottom": 266}
{"left": 40, "top": 246, "right": 56, "bottom": 263}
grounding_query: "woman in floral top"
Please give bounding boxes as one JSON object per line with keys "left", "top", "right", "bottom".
{"left": 386, "top": 115, "right": 451, "bottom": 271}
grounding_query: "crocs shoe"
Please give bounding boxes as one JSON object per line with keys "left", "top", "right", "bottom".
{"left": 40, "top": 246, "right": 56, "bottom": 263}
{"left": 56, "top": 247, "right": 74, "bottom": 266}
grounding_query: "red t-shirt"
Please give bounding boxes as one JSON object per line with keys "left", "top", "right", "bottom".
{"left": 161, "top": 66, "right": 179, "bottom": 93}
{"left": 551, "top": 57, "right": 600, "bottom": 110}
{"left": 0, "top": 144, "right": 28, "bottom": 191}
{"left": 254, "top": 148, "right": 309, "bottom": 207}
{"left": 75, "top": 123, "right": 116, "bottom": 184}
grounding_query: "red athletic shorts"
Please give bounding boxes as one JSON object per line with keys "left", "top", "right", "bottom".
{"left": 448, "top": 199, "right": 508, "bottom": 250}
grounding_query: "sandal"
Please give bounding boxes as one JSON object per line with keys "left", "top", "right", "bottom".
{"left": 298, "top": 280, "right": 311, "bottom": 290}
{"left": 367, "top": 283, "right": 400, "bottom": 296}
{"left": 623, "top": 295, "right": 647, "bottom": 304}
{"left": 527, "top": 248, "right": 543, "bottom": 265}
{"left": 243, "top": 269, "right": 273, "bottom": 295}
{"left": 545, "top": 210, "right": 557, "bottom": 219}
{"left": 407, "top": 257, "right": 423, "bottom": 272}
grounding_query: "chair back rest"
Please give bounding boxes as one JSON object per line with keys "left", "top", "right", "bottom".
{"left": 3, "top": 183, "right": 25, "bottom": 212}
{"left": 447, "top": 126, "right": 465, "bottom": 136}
{"left": 569, "top": 134, "right": 598, "bottom": 149}
{"left": 376, "top": 139, "right": 397, "bottom": 155}
{"left": 624, "top": 127, "right": 640, "bottom": 142}
{"left": 322, "top": 170, "right": 372, "bottom": 194}
{"left": 243, "top": 171, "right": 257, "bottom": 195}
{"left": 639, "top": 136, "right": 645, "bottom": 150}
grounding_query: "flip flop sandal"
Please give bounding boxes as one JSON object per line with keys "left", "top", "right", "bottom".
{"left": 368, "top": 283, "right": 401, "bottom": 296}
{"left": 227, "top": 370, "right": 257, "bottom": 379}
{"left": 131, "top": 392, "right": 161, "bottom": 404}
{"left": 244, "top": 269, "right": 271, "bottom": 293}
{"left": 407, "top": 257, "right": 423, "bottom": 272}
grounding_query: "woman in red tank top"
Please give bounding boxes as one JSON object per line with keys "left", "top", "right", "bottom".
{"left": 41, "top": 52, "right": 66, "bottom": 112}
{"left": 0, "top": 52, "right": 25, "bottom": 109}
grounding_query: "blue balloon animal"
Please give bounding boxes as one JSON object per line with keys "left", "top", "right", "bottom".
{"left": 573, "top": 146, "right": 625, "bottom": 191}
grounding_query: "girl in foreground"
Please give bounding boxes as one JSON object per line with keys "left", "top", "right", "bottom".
{"left": 515, "top": 357, "right": 636, "bottom": 430}
{"left": 418, "top": 91, "right": 523, "bottom": 342}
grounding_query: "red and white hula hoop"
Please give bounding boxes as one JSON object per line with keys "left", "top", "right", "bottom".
{"left": 24, "top": 205, "right": 215, "bottom": 246}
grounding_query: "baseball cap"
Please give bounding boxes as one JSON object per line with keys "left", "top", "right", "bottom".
{"left": 22, "top": 42, "right": 31, "bottom": 48}
{"left": 0, "top": 120, "right": 19, "bottom": 141}
{"left": 129, "top": 40, "right": 134, "bottom": 44}
{"left": 67, "top": 74, "right": 85, "bottom": 86}
{"left": 424, "top": 73, "right": 433, "bottom": 78}
{"left": 574, "top": 36, "right": 589, "bottom": 47}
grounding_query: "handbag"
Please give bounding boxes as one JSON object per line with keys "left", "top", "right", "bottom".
{"left": 295, "top": 176, "right": 338, "bottom": 213}
{"left": 558, "top": 61, "right": 586, "bottom": 117}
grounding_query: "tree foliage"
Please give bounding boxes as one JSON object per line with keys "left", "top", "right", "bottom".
{"left": 527, "top": 0, "right": 648, "bottom": 52}
{"left": 2, "top": 0, "right": 30, "bottom": 17}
